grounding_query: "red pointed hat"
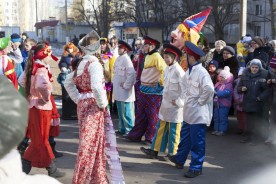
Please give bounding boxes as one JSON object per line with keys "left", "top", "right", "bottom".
{"left": 143, "top": 36, "right": 160, "bottom": 47}
{"left": 163, "top": 44, "right": 182, "bottom": 58}
{"left": 118, "top": 40, "right": 132, "bottom": 52}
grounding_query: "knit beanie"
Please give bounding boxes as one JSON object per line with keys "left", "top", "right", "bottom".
{"left": 242, "top": 36, "right": 252, "bottom": 43}
{"left": 270, "top": 56, "right": 276, "bottom": 68}
{"left": 219, "top": 66, "right": 231, "bottom": 79}
{"left": 10, "top": 33, "right": 22, "bottom": 43}
{"left": 249, "top": 59, "right": 263, "bottom": 69}
{"left": 214, "top": 40, "right": 226, "bottom": 48}
{"left": 222, "top": 46, "right": 235, "bottom": 55}
{"left": 208, "top": 60, "right": 219, "bottom": 69}
{"left": 252, "top": 37, "right": 265, "bottom": 47}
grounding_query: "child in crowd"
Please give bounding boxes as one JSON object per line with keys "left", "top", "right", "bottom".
{"left": 140, "top": 44, "right": 185, "bottom": 158}
{"left": 208, "top": 60, "right": 219, "bottom": 85}
{"left": 57, "top": 63, "right": 70, "bottom": 86}
{"left": 212, "top": 66, "right": 234, "bottom": 136}
{"left": 237, "top": 36, "right": 252, "bottom": 67}
{"left": 233, "top": 67, "right": 247, "bottom": 135}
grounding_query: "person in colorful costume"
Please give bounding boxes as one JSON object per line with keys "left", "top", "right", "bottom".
{"left": 140, "top": 44, "right": 185, "bottom": 158}
{"left": 113, "top": 40, "right": 136, "bottom": 136}
{"left": 170, "top": 7, "right": 212, "bottom": 71}
{"left": 100, "top": 38, "right": 116, "bottom": 106}
{"left": 168, "top": 41, "right": 214, "bottom": 178}
{"left": 0, "top": 37, "right": 18, "bottom": 89}
{"left": 21, "top": 42, "right": 65, "bottom": 178}
{"left": 127, "top": 36, "right": 167, "bottom": 145}
{"left": 64, "top": 30, "right": 125, "bottom": 184}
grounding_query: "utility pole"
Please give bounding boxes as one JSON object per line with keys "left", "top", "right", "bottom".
{"left": 36, "top": 0, "right": 38, "bottom": 36}
{"left": 65, "top": 0, "right": 69, "bottom": 42}
{"left": 240, "top": 0, "right": 247, "bottom": 38}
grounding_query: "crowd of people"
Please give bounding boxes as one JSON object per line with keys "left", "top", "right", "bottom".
{"left": 0, "top": 8, "right": 276, "bottom": 183}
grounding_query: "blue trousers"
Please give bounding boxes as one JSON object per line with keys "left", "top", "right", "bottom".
{"left": 116, "top": 101, "right": 135, "bottom": 134}
{"left": 213, "top": 106, "right": 230, "bottom": 133}
{"left": 174, "top": 122, "right": 206, "bottom": 171}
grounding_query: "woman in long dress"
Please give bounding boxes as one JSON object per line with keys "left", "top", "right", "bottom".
{"left": 65, "top": 30, "right": 124, "bottom": 184}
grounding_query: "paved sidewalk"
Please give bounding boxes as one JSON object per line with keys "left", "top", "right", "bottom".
{"left": 30, "top": 114, "right": 276, "bottom": 184}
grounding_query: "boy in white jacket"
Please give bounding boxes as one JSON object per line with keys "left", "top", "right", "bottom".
{"left": 113, "top": 40, "right": 136, "bottom": 136}
{"left": 140, "top": 44, "right": 185, "bottom": 158}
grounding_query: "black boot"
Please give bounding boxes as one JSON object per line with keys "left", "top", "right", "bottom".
{"left": 46, "top": 161, "right": 66, "bottom": 178}
{"left": 140, "top": 147, "right": 158, "bottom": 159}
{"left": 22, "top": 159, "right": 32, "bottom": 174}
{"left": 167, "top": 154, "right": 184, "bottom": 169}
{"left": 17, "top": 141, "right": 29, "bottom": 156}
{"left": 50, "top": 142, "right": 63, "bottom": 158}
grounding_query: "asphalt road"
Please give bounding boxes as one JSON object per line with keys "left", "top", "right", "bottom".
{"left": 29, "top": 108, "right": 276, "bottom": 184}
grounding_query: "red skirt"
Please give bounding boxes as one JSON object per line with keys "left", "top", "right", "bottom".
{"left": 23, "top": 107, "right": 55, "bottom": 168}
{"left": 49, "top": 94, "right": 60, "bottom": 137}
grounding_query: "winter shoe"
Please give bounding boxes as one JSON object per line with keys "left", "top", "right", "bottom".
{"left": 50, "top": 142, "right": 63, "bottom": 158}
{"left": 140, "top": 147, "right": 158, "bottom": 159}
{"left": 184, "top": 170, "right": 202, "bottom": 178}
{"left": 46, "top": 161, "right": 65, "bottom": 178}
{"left": 167, "top": 154, "right": 184, "bottom": 169}
{"left": 22, "top": 159, "right": 32, "bottom": 174}
{"left": 211, "top": 131, "right": 218, "bottom": 135}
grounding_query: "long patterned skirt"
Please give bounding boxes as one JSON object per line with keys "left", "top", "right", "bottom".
{"left": 72, "top": 98, "right": 109, "bottom": 184}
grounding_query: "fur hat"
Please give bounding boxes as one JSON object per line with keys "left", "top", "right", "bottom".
{"left": 214, "top": 40, "right": 226, "bottom": 48}
{"left": 249, "top": 59, "right": 263, "bottom": 69}
{"left": 222, "top": 46, "right": 235, "bottom": 55}
{"left": 270, "top": 56, "right": 276, "bottom": 68}
{"left": 252, "top": 37, "right": 266, "bottom": 47}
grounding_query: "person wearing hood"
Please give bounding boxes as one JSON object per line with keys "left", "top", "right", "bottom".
{"left": 212, "top": 66, "right": 234, "bottom": 136}
{"left": 239, "top": 59, "right": 270, "bottom": 145}
{"left": 246, "top": 36, "right": 270, "bottom": 69}
{"left": 64, "top": 30, "right": 125, "bottom": 184}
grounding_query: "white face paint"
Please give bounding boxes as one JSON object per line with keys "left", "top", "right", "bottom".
{"left": 68, "top": 48, "right": 74, "bottom": 53}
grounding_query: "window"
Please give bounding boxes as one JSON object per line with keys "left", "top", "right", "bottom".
{"left": 255, "top": 5, "right": 262, "bottom": 15}
{"left": 254, "top": 26, "right": 261, "bottom": 36}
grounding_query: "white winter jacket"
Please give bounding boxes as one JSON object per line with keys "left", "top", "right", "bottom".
{"left": 182, "top": 64, "right": 214, "bottom": 126}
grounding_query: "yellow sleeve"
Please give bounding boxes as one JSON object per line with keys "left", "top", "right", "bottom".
{"left": 144, "top": 53, "right": 167, "bottom": 86}
{"left": 236, "top": 42, "right": 245, "bottom": 56}
{"left": 109, "top": 56, "right": 116, "bottom": 81}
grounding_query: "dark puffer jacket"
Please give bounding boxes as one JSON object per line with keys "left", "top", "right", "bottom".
{"left": 219, "top": 56, "right": 239, "bottom": 79}
{"left": 246, "top": 47, "right": 270, "bottom": 69}
{"left": 269, "top": 72, "right": 276, "bottom": 106}
{"left": 238, "top": 68, "right": 270, "bottom": 112}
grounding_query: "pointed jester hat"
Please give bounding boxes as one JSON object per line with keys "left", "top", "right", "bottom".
{"left": 0, "top": 37, "right": 10, "bottom": 50}
{"left": 78, "top": 30, "right": 101, "bottom": 55}
{"left": 178, "top": 7, "right": 212, "bottom": 45}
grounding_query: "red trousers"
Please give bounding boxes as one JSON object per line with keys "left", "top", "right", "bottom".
{"left": 23, "top": 107, "right": 55, "bottom": 167}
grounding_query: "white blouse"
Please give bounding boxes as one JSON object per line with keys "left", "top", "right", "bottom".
{"left": 64, "top": 55, "right": 108, "bottom": 109}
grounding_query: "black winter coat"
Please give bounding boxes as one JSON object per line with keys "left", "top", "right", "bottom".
{"left": 238, "top": 68, "right": 270, "bottom": 112}
{"left": 212, "top": 50, "right": 224, "bottom": 64}
{"left": 246, "top": 47, "right": 270, "bottom": 69}
{"left": 219, "top": 56, "right": 239, "bottom": 79}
